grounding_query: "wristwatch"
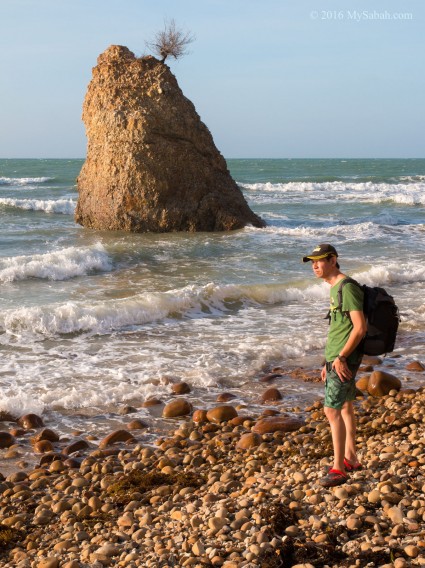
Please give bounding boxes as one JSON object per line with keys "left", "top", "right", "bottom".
{"left": 337, "top": 354, "right": 347, "bottom": 362}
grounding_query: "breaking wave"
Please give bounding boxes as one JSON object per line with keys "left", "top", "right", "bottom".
{"left": 0, "top": 243, "right": 112, "bottom": 283}
{"left": 0, "top": 197, "right": 75, "bottom": 215}
{"left": 2, "top": 260, "right": 424, "bottom": 336}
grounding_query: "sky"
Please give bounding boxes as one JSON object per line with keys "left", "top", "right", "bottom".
{"left": 0, "top": 0, "right": 424, "bottom": 159}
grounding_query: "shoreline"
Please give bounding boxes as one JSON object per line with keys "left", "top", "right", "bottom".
{"left": 1, "top": 357, "right": 425, "bottom": 567}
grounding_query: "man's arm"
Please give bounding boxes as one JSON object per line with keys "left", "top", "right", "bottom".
{"left": 332, "top": 310, "right": 367, "bottom": 382}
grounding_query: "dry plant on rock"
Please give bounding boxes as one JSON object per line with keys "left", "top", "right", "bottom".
{"left": 146, "top": 19, "right": 195, "bottom": 63}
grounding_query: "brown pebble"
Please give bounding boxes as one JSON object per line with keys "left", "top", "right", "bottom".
{"left": 216, "top": 392, "right": 236, "bottom": 402}
{"left": 171, "top": 382, "right": 191, "bottom": 394}
{"left": 99, "top": 430, "right": 136, "bottom": 448}
{"left": 141, "top": 398, "right": 162, "bottom": 407}
{"left": 253, "top": 415, "right": 304, "bottom": 434}
{"left": 362, "top": 355, "right": 382, "bottom": 366}
{"left": 368, "top": 371, "right": 401, "bottom": 397}
{"left": 259, "top": 372, "right": 283, "bottom": 382}
{"left": 162, "top": 399, "right": 193, "bottom": 418}
{"left": 356, "top": 375, "right": 370, "bottom": 391}
{"left": 0, "top": 411, "right": 16, "bottom": 421}
{"left": 192, "top": 409, "right": 208, "bottom": 423}
{"left": 118, "top": 405, "right": 137, "bottom": 415}
{"left": 63, "top": 439, "right": 90, "bottom": 455}
{"left": 17, "top": 413, "right": 44, "bottom": 429}
{"left": 33, "top": 440, "right": 54, "bottom": 454}
{"left": 127, "top": 419, "right": 149, "bottom": 430}
{"left": 236, "top": 432, "right": 262, "bottom": 450}
{"left": 262, "top": 409, "right": 280, "bottom": 417}
{"left": 9, "top": 428, "right": 26, "bottom": 437}
{"left": 206, "top": 405, "right": 238, "bottom": 423}
{"left": 0, "top": 431, "right": 15, "bottom": 449}
{"left": 406, "top": 361, "right": 425, "bottom": 372}
{"left": 31, "top": 428, "right": 60, "bottom": 443}
{"left": 261, "top": 387, "right": 283, "bottom": 403}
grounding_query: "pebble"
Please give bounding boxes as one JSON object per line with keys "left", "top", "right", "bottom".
{"left": 0, "top": 373, "right": 424, "bottom": 568}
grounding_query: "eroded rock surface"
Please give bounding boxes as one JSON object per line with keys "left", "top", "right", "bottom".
{"left": 76, "top": 45, "right": 264, "bottom": 232}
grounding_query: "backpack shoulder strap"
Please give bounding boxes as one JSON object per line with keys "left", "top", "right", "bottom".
{"left": 336, "top": 277, "right": 362, "bottom": 312}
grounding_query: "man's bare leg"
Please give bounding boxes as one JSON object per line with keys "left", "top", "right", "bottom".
{"left": 324, "top": 406, "right": 346, "bottom": 472}
{"left": 341, "top": 401, "right": 359, "bottom": 464}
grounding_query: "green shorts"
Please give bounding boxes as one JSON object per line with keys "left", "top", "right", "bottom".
{"left": 324, "top": 363, "right": 360, "bottom": 409}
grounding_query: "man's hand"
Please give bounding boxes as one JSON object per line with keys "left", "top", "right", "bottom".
{"left": 332, "top": 358, "right": 353, "bottom": 382}
{"left": 321, "top": 365, "right": 327, "bottom": 382}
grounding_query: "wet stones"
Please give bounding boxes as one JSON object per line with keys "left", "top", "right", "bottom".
{"left": 206, "top": 405, "right": 238, "bottom": 423}
{"left": 33, "top": 440, "right": 54, "bottom": 454}
{"left": 99, "top": 429, "right": 136, "bottom": 449}
{"left": 63, "top": 439, "right": 90, "bottom": 455}
{"left": 31, "top": 428, "right": 60, "bottom": 444}
{"left": 356, "top": 375, "right": 370, "bottom": 392}
{"left": 367, "top": 370, "right": 401, "bottom": 397}
{"left": 406, "top": 360, "right": 425, "bottom": 372}
{"left": 216, "top": 392, "right": 237, "bottom": 402}
{"left": 17, "top": 413, "right": 44, "bottom": 429}
{"left": 261, "top": 387, "right": 283, "bottom": 403}
{"left": 236, "top": 432, "right": 262, "bottom": 450}
{"left": 192, "top": 409, "right": 208, "bottom": 423}
{"left": 0, "top": 431, "right": 15, "bottom": 449}
{"left": 171, "top": 382, "right": 191, "bottom": 395}
{"left": 252, "top": 415, "right": 304, "bottom": 435}
{"left": 0, "top": 411, "right": 16, "bottom": 422}
{"left": 142, "top": 397, "right": 162, "bottom": 407}
{"left": 127, "top": 419, "right": 149, "bottom": 430}
{"left": 162, "top": 399, "right": 193, "bottom": 418}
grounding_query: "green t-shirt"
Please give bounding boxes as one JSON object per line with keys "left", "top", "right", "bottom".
{"left": 325, "top": 278, "right": 364, "bottom": 364}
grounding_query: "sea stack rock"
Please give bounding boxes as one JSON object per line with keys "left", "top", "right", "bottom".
{"left": 75, "top": 45, "right": 265, "bottom": 232}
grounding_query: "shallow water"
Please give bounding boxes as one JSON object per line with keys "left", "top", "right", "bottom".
{"left": 1, "top": 158, "right": 424, "bottom": 445}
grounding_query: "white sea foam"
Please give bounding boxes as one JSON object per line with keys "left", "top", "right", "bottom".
{"left": 0, "top": 281, "right": 325, "bottom": 336}
{"left": 0, "top": 243, "right": 112, "bottom": 283}
{"left": 352, "top": 264, "right": 425, "bottom": 287}
{"left": 0, "top": 393, "right": 45, "bottom": 419}
{"left": 0, "top": 197, "right": 75, "bottom": 214}
{"left": 241, "top": 180, "right": 425, "bottom": 205}
{"left": 4, "top": 260, "right": 424, "bottom": 337}
{"left": 0, "top": 176, "right": 53, "bottom": 185}
{"left": 243, "top": 221, "right": 392, "bottom": 241}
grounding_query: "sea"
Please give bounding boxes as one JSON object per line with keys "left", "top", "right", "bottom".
{"left": 1, "top": 158, "right": 425, "bottom": 448}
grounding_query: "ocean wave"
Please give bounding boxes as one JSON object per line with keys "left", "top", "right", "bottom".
{"left": 244, "top": 220, "right": 401, "bottom": 241}
{"left": 2, "top": 261, "right": 423, "bottom": 336}
{"left": 0, "top": 176, "right": 54, "bottom": 186}
{"left": 0, "top": 243, "right": 112, "bottom": 283}
{"left": 0, "top": 282, "right": 324, "bottom": 336}
{"left": 0, "top": 197, "right": 76, "bottom": 215}
{"left": 241, "top": 180, "right": 425, "bottom": 205}
{"left": 0, "top": 392, "right": 44, "bottom": 419}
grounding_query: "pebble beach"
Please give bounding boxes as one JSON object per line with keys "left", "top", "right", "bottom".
{"left": 1, "top": 355, "right": 425, "bottom": 568}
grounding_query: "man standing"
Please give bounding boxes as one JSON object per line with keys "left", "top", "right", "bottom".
{"left": 303, "top": 244, "right": 367, "bottom": 487}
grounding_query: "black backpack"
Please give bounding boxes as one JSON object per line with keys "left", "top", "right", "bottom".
{"left": 335, "top": 277, "right": 400, "bottom": 356}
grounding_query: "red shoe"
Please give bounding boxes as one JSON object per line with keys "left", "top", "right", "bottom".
{"left": 344, "top": 457, "right": 362, "bottom": 471}
{"left": 319, "top": 468, "right": 348, "bottom": 487}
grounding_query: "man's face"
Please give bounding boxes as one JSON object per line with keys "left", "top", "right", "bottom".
{"left": 311, "top": 256, "right": 335, "bottom": 279}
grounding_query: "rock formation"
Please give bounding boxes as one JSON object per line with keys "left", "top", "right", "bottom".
{"left": 75, "top": 45, "right": 265, "bottom": 232}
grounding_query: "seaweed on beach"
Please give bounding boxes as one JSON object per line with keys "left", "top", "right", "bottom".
{"left": 260, "top": 503, "right": 299, "bottom": 535}
{"left": 257, "top": 537, "right": 295, "bottom": 568}
{"left": 0, "top": 524, "right": 24, "bottom": 549}
{"left": 107, "top": 469, "right": 205, "bottom": 504}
